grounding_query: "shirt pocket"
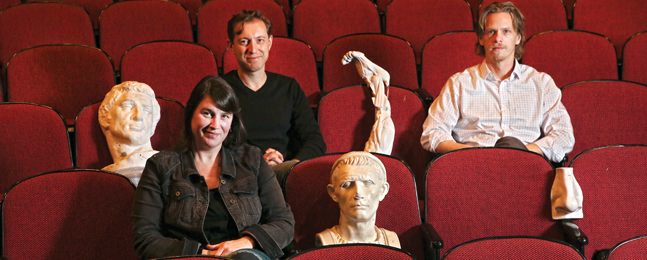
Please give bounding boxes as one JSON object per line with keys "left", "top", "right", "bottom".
{"left": 166, "top": 182, "right": 197, "bottom": 225}
{"left": 230, "top": 176, "right": 262, "bottom": 224}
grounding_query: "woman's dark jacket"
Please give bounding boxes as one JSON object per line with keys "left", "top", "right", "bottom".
{"left": 132, "top": 144, "right": 295, "bottom": 259}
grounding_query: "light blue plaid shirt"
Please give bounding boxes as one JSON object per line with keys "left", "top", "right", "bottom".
{"left": 421, "top": 60, "right": 575, "bottom": 162}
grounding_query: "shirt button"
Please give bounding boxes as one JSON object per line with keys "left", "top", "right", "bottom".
{"left": 230, "top": 199, "right": 236, "bottom": 204}
{"left": 175, "top": 191, "right": 180, "bottom": 196}
{"left": 221, "top": 180, "right": 226, "bottom": 184}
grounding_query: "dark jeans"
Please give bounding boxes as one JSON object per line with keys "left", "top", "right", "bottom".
{"left": 494, "top": 136, "right": 529, "bottom": 150}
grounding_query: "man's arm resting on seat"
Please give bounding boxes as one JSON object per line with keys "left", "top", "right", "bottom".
{"left": 525, "top": 143, "right": 544, "bottom": 156}
{"left": 435, "top": 140, "right": 475, "bottom": 154}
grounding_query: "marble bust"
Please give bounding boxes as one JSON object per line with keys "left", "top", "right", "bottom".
{"left": 99, "top": 81, "right": 161, "bottom": 186}
{"left": 316, "top": 152, "right": 400, "bottom": 248}
{"left": 342, "top": 51, "right": 395, "bottom": 155}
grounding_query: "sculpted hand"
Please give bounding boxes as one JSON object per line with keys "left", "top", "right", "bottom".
{"left": 264, "top": 148, "right": 284, "bottom": 166}
{"left": 204, "top": 236, "right": 254, "bottom": 257}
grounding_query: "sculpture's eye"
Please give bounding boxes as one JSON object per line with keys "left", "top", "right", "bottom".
{"left": 121, "top": 101, "right": 134, "bottom": 111}
{"left": 341, "top": 181, "right": 352, "bottom": 189}
{"left": 142, "top": 106, "right": 152, "bottom": 115}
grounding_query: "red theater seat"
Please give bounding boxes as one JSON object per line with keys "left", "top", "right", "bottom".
{"left": 2, "top": 169, "right": 138, "bottom": 260}
{"left": 120, "top": 41, "right": 218, "bottom": 105}
{"left": 293, "top": 0, "right": 380, "bottom": 62}
{"left": 99, "top": 0, "right": 193, "bottom": 69}
{"left": 0, "top": 2, "right": 95, "bottom": 67}
{"left": 0, "top": 103, "right": 73, "bottom": 193}
{"left": 6, "top": 44, "right": 115, "bottom": 125}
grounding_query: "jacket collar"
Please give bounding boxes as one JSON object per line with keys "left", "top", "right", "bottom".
{"left": 177, "top": 144, "right": 237, "bottom": 180}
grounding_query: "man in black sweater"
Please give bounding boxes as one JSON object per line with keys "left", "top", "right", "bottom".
{"left": 221, "top": 10, "right": 326, "bottom": 187}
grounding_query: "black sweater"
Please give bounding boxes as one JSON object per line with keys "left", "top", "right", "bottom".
{"left": 221, "top": 70, "right": 326, "bottom": 161}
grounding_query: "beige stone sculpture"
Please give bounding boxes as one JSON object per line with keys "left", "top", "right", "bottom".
{"left": 316, "top": 152, "right": 400, "bottom": 248}
{"left": 99, "top": 81, "right": 161, "bottom": 186}
{"left": 551, "top": 167, "right": 583, "bottom": 219}
{"left": 342, "top": 51, "right": 395, "bottom": 155}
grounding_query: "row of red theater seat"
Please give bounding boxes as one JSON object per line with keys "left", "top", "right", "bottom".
{"left": 1, "top": 0, "right": 646, "bottom": 68}
{"left": 1, "top": 0, "right": 646, "bottom": 104}
{"left": 2, "top": 143, "right": 646, "bottom": 259}
{"left": 2, "top": 79, "right": 647, "bottom": 196}
{"left": 2, "top": 0, "right": 647, "bottom": 108}
{"left": 3, "top": 28, "right": 647, "bottom": 112}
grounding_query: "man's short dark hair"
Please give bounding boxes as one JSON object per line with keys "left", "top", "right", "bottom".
{"left": 475, "top": 1, "right": 526, "bottom": 60}
{"left": 227, "top": 10, "right": 272, "bottom": 43}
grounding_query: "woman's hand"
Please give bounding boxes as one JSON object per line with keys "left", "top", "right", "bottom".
{"left": 203, "top": 236, "right": 254, "bottom": 257}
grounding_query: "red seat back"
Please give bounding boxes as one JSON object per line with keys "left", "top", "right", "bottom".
{"left": 523, "top": 30, "right": 618, "bottom": 88}
{"left": 285, "top": 153, "right": 423, "bottom": 260}
{"left": 622, "top": 32, "right": 647, "bottom": 85}
{"left": 443, "top": 236, "right": 585, "bottom": 260}
{"left": 318, "top": 85, "right": 431, "bottom": 197}
{"left": 573, "top": 0, "right": 647, "bottom": 59}
{"left": 1, "top": 169, "right": 138, "bottom": 260}
{"left": 6, "top": 44, "right": 115, "bottom": 125}
{"left": 385, "top": 0, "right": 473, "bottom": 64}
{"left": 569, "top": 145, "right": 647, "bottom": 260}
{"left": 426, "top": 148, "right": 560, "bottom": 257}
{"left": 607, "top": 235, "right": 647, "bottom": 260}
{"left": 99, "top": 0, "right": 193, "bottom": 69}
{"left": 287, "top": 244, "right": 415, "bottom": 259}
{"left": 121, "top": 41, "right": 218, "bottom": 105}
{"left": 0, "top": 0, "right": 19, "bottom": 11}
{"left": 421, "top": 31, "right": 482, "bottom": 99}
{"left": 322, "top": 33, "right": 418, "bottom": 92}
{"left": 0, "top": 103, "right": 73, "bottom": 193}
{"left": 293, "top": 0, "right": 380, "bottom": 61}
{"left": 0, "top": 2, "right": 95, "bottom": 67}
{"left": 75, "top": 98, "right": 185, "bottom": 169}
{"left": 561, "top": 81, "right": 647, "bottom": 160}
{"left": 26, "top": 0, "right": 113, "bottom": 29}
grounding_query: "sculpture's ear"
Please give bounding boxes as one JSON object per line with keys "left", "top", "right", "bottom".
{"left": 327, "top": 184, "right": 337, "bottom": 202}
{"left": 99, "top": 114, "right": 111, "bottom": 130}
{"left": 378, "top": 181, "right": 390, "bottom": 201}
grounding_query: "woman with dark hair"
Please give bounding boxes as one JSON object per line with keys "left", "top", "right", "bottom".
{"left": 132, "top": 76, "right": 294, "bottom": 260}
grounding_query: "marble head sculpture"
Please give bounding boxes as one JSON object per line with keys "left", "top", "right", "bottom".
{"left": 99, "top": 81, "right": 161, "bottom": 186}
{"left": 316, "top": 151, "right": 400, "bottom": 248}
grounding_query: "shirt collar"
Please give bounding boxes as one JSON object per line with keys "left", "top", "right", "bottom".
{"left": 478, "top": 59, "right": 521, "bottom": 81}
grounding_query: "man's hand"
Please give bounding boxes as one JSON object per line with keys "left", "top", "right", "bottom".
{"left": 203, "top": 236, "right": 254, "bottom": 257}
{"left": 264, "top": 148, "right": 284, "bottom": 166}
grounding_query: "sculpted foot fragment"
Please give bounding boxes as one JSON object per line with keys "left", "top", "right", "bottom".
{"left": 342, "top": 51, "right": 395, "bottom": 155}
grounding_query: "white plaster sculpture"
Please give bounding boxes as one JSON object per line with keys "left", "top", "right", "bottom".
{"left": 342, "top": 51, "right": 395, "bottom": 155}
{"left": 551, "top": 167, "right": 584, "bottom": 219}
{"left": 99, "top": 81, "right": 161, "bottom": 186}
{"left": 316, "top": 152, "right": 400, "bottom": 248}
